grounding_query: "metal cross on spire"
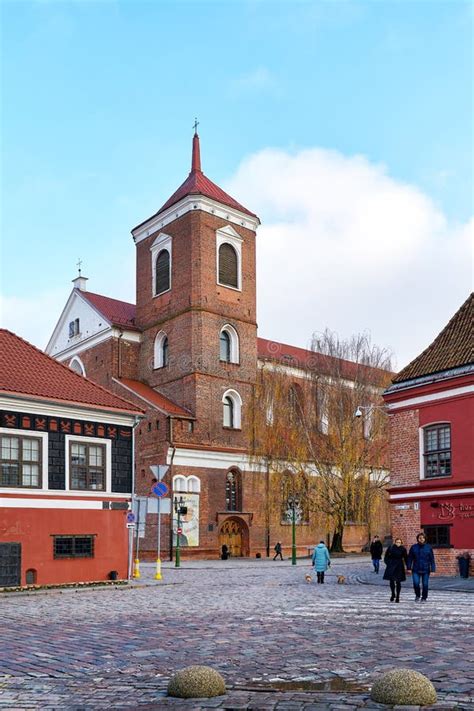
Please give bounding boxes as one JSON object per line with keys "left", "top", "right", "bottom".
{"left": 77, "top": 258, "right": 82, "bottom": 276}
{"left": 193, "top": 117, "right": 199, "bottom": 135}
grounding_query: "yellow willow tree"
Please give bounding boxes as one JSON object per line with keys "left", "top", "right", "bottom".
{"left": 248, "top": 330, "right": 392, "bottom": 552}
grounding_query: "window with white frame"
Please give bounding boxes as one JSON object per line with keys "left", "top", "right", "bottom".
{"left": 150, "top": 232, "right": 172, "bottom": 297}
{"left": 69, "top": 441, "right": 106, "bottom": 490}
{"left": 70, "top": 356, "right": 86, "bottom": 376}
{"left": 219, "top": 324, "right": 239, "bottom": 363}
{"left": 216, "top": 225, "right": 242, "bottom": 291}
{"left": 154, "top": 331, "right": 169, "bottom": 369}
{"left": 173, "top": 475, "right": 201, "bottom": 493}
{"left": 222, "top": 389, "right": 242, "bottom": 429}
{"left": 1, "top": 433, "right": 42, "bottom": 488}
{"left": 69, "top": 318, "right": 80, "bottom": 338}
{"left": 423, "top": 424, "right": 451, "bottom": 478}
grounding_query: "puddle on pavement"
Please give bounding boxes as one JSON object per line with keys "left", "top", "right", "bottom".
{"left": 234, "top": 677, "right": 368, "bottom": 693}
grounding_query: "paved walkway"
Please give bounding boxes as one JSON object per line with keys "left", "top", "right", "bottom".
{"left": 1, "top": 557, "right": 473, "bottom": 709}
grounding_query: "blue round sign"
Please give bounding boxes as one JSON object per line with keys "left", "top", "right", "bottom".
{"left": 126, "top": 512, "right": 136, "bottom": 523}
{"left": 152, "top": 481, "right": 169, "bottom": 498}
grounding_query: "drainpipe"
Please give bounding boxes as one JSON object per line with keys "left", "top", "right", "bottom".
{"left": 128, "top": 414, "right": 142, "bottom": 580}
{"left": 117, "top": 329, "right": 123, "bottom": 378}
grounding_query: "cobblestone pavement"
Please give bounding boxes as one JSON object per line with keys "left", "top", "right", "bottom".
{"left": 1, "top": 557, "right": 473, "bottom": 710}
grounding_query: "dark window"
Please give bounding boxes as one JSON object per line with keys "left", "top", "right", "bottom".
{"left": 223, "top": 396, "right": 234, "bottom": 428}
{"left": 226, "top": 470, "right": 241, "bottom": 511}
{"left": 424, "top": 424, "right": 451, "bottom": 478}
{"left": 69, "top": 318, "right": 80, "bottom": 338}
{"left": 0, "top": 434, "right": 42, "bottom": 488}
{"left": 53, "top": 535, "right": 95, "bottom": 558}
{"left": 162, "top": 336, "right": 169, "bottom": 366}
{"left": 423, "top": 525, "right": 450, "bottom": 547}
{"left": 220, "top": 330, "right": 231, "bottom": 362}
{"left": 70, "top": 442, "right": 105, "bottom": 490}
{"left": 155, "top": 249, "right": 170, "bottom": 295}
{"left": 218, "top": 243, "right": 238, "bottom": 288}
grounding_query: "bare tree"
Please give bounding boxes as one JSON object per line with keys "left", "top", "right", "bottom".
{"left": 248, "top": 330, "right": 392, "bottom": 552}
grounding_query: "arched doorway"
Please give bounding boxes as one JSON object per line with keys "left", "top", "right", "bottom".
{"left": 218, "top": 518, "right": 249, "bottom": 557}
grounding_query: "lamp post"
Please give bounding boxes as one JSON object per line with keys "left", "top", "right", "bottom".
{"left": 287, "top": 495, "right": 300, "bottom": 566}
{"left": 174, "top": 495, "right": 187, "bottom": 568}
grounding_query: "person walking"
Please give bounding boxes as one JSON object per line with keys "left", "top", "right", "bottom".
{"left": 273, "top": 541, "right": 283, "bottom": 561}
{"left": 312, "top": 540, "right": 331, "bottom": 583}
{"left": 407, "top": 532, "right": 436, "bottom": 602}
{"left": 370, "top": 535, "right": 383, "bottom": 574}
{"left": 383, "top": 537, "right": 408, "bottom": 602}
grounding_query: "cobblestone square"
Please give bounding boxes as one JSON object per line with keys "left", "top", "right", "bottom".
{"left": 1, "top": 557, "right": 473, "bottom": 709}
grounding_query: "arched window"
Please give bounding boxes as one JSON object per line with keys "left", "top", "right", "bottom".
{"left": 219, "top": 325, "right": 239, "bottom": 363}
{"left": 218, "top": 243, "right": 238, "bottom": 288}
{"left": 222, "top": 389, "right": 242, "bottom": 429}
{"left": 187, "top": 476, "right": 201, "bottom": 493}
{"left": 154, "top": 331, "right": 169, "bottom": 369}
{"left": 288, "top": 385, "right": 303, "bottom": 424}
{"left": 69, "top": 356, "right": 86, "bottom": 376}
{"left": 226, "top": 470, "right": 242, "bottom": 511}
{"left": 173, "top": 475, "right": 187, "bottom": 492}
{"left": 155, "top": 249, "right": 170, "bottom": 295}
{"left": 220, "top": 331, "right": 231, "bottom": 362}
{"left": 223, "top": 396, "right": 234, "bottom": 428}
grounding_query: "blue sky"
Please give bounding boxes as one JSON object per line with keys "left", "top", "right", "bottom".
{"left": 1, "top": 0, "right": 472, "bottom": 368}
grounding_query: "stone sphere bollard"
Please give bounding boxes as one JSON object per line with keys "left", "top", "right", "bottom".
{"left": 371, "top": 668, "right": 437, "bottom": 706}
{"left": 167, "top": 665, "right": 226, "bottom": 699}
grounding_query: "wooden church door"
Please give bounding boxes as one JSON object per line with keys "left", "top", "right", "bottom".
{"left": 219, "top": 520, "right": 242, "bottom": 557}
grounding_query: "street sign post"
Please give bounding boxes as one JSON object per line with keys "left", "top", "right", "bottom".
{"left": 150, "top": 471, "right": 170, "bottom": 581}
{"left": 149, "top": 465, "right": 169, "bottom": 481}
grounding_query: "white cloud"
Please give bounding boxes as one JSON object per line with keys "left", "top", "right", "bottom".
{"left": 225, "top": 147, "right": 473, "bottom": 370}
{"left": 230, "top": 66, "right": 279, "bottom": 96}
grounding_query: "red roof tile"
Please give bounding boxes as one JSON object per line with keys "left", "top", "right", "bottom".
{"left": 257, "top": 337, "right": 390, "bottom": 385}
{"left": 393, "top": 292, "right": 474, "bottom": 383}
{"left": 116, "top": 378, "right": 194, "bottom": 418}
{"left": 80, "top": 291, "right": 139, "bottom": 331}
{"left": 0, "top": 329, "right": 142, "bottom": 415}
{"left": 133, "top": 133, "right": 258, "bottom": 231}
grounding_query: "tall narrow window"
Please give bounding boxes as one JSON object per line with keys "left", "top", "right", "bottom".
{"left": 154, "top": 331, "right": 169, "bottom": 369}
{"left": 424, "top": 424, "right": 451, "bottom": 478}
{"left": 226, "top": 470, "right": 242, "bottom": 511}
{"left": 220, "top": 331, "right": 231, "bottom": 362}
{"left": 70, "top": 442, "right": 105, "bottom": 490}
{"left": 223, "top": 396, "right": 234, "bottom": 428}
{"left": 218, "top": 243, "right": 238, "bottom": 288}
{"left": 155, "top": 249, "right": 170, "bottom": 295}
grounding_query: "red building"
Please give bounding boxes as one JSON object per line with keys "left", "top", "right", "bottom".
{"left": 383, "top": 294, "right": 474, "bottom": 575}
{"left": 46, "top": 131, "right": 391, "bottom": 559}
{"left": 0, "top": 330, "right": 142, "bottom": 587}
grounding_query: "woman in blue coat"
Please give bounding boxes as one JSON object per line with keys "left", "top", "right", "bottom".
{"left": 312, "top": 541, "right": 331, "bottom": 583}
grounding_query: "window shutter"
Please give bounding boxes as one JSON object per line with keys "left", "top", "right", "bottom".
{"left": 219, "top": 244, "right": 238, "bottom": 288}
{"left": 155, "top": 250, "right": 170, "bottom": 295}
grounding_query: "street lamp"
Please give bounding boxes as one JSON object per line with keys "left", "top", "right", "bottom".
{"left": 354, "top": 404, "right": 386, "bottom": 418}
{"left": 287, "top": 495, "right": 302, "bottom": 566}
{"left": 174, "top": 495, "right": 187, "bottom": 568}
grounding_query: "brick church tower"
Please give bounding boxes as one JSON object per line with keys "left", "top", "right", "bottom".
{"left": 131, "top": 129, "right": 260, "bottom": 452}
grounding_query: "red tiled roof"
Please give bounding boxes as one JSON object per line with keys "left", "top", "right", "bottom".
{"left": 393, "top": 293, "right": 474, "bottom": 383}
{"left": 0, "top": 329, "right": 142, "bottom": 415}
{"left": 133, "top": 133, "right": 258, "bottom": 230}
{"left": 116, "top": 378, "right": 194, "bottom": 418}
{"left": 257, "top": 338, "right": 390, "bottom": 385}
{"left": 80, "top": 291, "right": 139, "bottom": 331}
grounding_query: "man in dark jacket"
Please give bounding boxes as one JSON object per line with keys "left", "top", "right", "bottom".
{"left": 370, "top": 535, "right": 383, "bottom": 573}
{"left": 407, "top": 533, "right": 436, "bottom": 602}
{"left": 273, "top": 541, "right": 283, "bottom": 561}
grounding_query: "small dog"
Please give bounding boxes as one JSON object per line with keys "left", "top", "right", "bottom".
{"left": 337, "top": 575, "right": 346, "bottom": 585}
{"left": 305, "top": 573, "right": 313, "bottom": 583}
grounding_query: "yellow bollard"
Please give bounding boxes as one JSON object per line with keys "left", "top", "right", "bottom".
{"left": 154, "top": 557, "right": 162, "bottom": 580}
{"left": 133, "top": 558, "right": 140, "bottom": 578}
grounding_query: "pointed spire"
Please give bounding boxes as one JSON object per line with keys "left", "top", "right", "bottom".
{"left": 191, "top": 118, "right": 201, "bottom": 173}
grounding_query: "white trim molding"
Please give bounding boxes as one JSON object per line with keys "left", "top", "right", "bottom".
{"left": 153, "top": 330, "right": 168, "bottom": 369}
{"left": 69, "top": 355, "right": 86, "bottom": 376}
{"left": 220, "top": 323, "right": 240, "bottom": 364}
{"left": 222, "top": 388, "right": 242, "bottom": 429}
{"left": 0, "top": 497, "right": 107, "bottom": 510}
{"left": 167, "top": 446, "right": 267, "bottom": 473}
{"left": 65, "top": 434, "right": 112, "bottom": 493}
{"left": 0, "top": 395, "right": 139, "bottom": 426}
{"left": 132, "top": 195, "right": 259, "bottom": 245}
{"left": 386, "top": 384, "right": 474, "bottom": 411}
{"left": 390, "top": 487, "right": 474, "bottom": 500}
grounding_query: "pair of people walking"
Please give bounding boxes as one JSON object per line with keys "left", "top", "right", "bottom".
{"left": 311, "top": 540, "right": 331, "bottom": 583}
{"left": 383, "top": 533, "right": 436, "bottom": 602}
